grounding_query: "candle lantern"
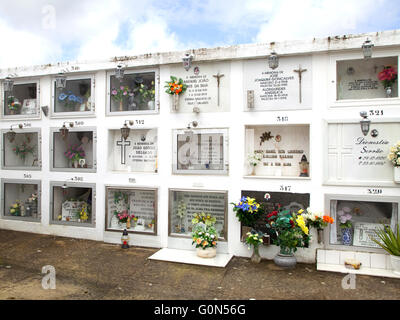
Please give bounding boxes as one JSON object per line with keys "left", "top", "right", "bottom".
{"left": 362, "top": 38, "right": 374, "bottom": 59}
{"left": 115, "top": 64, "right": 124, "bottom": 80}
{"left": 360, "top": 111, "right": 370, "bottom": 136}
{"left": 299, "top": 154, "right": 309, "bottom": 177}
{"left": 59, "top": 122, "right": 74, "bottom": 139}
{"left": 121, "top": 120, "right": 134, "bottom": 140}
{"left": 268, "top": 51, "right": 279, "bottom": 70}
{"left": 121, "top": 229, "right": 130, "bottom": 249}
{"left": 182, "top": 53, "right": 193, "bottom": 71}
{"left": 55, "top": 73, "right": 67, "bottom": 89}
{"left": 4, "top": 77, "right": 14, "bottom": 92}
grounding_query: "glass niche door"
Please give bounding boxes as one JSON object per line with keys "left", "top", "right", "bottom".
{"left": 50, "top": 182, "right": 96, "bottom": 227}
{"left": 1, "top": 128, "right": 41, "bottom": 170}
{"left": 50, "top": 127, "right": 96, "bottom": 172}
{"left": 1, "top": 79, "right": 40, "bottom": 119}
{"left": 168, "top": 189, "right": 228, "bottom": 240}
{"left": 1, "top": 179, "right": 41, "bottom": 222}
{"left": 51, "top": 75, "right": 95, "bottom": 117}
{"left": 106, "top": 68, "right": 158, "bottom": 115}
{"left": 105, "top": 186, "right": 157, "bottom": 234}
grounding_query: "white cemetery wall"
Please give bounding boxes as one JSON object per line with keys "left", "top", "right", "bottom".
{"left": 0, "top": 32, "right": 399, "bottom": 263}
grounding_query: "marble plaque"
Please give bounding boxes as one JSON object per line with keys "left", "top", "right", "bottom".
{"left": 327, "top": 122, "right": 400, "bottom": 184}
{"left": 172, "top": 128, "right": 228, "bottom": 174}
{"left": 243, "top": 56, "right": 312, "bottom": 110}
{"left": 353, "top": 222, "right": 382, "bottom": 248}
{"left": 109, "top": 128, "right": 157, "bottom": 172}
{"left": 336, "top": 56, "right": 398, "bottom": 100}
{"left": 168, "top": 62, "right": 230, "bottom": 112}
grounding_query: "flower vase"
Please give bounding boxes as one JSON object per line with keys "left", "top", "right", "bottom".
{"left": 251, "top": 245, "right": 261, "bottom": 263}
{"left": 197, "top": 247, "right": 216, "bottom": 258}
{"left": 394, "top": 167, "right": 400, "bottom": 184}
{"left": 119, "top": 222, "right": 127, "bottom": 230}
{"left": 250, "top": 165, "right": 256, "bottom": 176}
{"left": 119, "top": 100, "right": 123, "bottom": 112}
{"left": 148, "top": 100, "right": 155, "bottom": 110}
{"left": 273, "top": 248, "right": 297, "bottom": 269}
{"left": 385, "top": 86, "right": 392, "bottom": 98}
{"left": 342, "top": 228, "right": 353, "bottom": 246}
{"left": 73, "top": 160, "right": 78, "bottom": 168}
{"left": 317, "top": 228, "right": 324, "bottom": 244}
{"left": 9, "top": 109, "right": 15, "bottom": 115}
{"left": 172, "top": 94, "right": 179, "bottom": 111}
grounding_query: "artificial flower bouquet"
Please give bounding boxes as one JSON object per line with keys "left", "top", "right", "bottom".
{"left": 115, "top": 210, "right": 135, "bottom": 224}
{"left": 191, "top": 212, "right": 217, "bottom": 226}
{"left": 111, "top": 85, "right": 133, "bottom": 102}
{"left": 9, "top": 201, "right": 22, "bottom": 216}
{"left": 64, "top": 145, "right": 85, "bottom": 162}
{"left": 301, "top": 208, "right": 334, "bottom": 230}
{"left": 265, "top": 205, "right": 310, "bottom": 254}
{"left": 378, "top": 65, "right": 398, "bottom": 88}
{"left": 7, "top": 96, "right": 21, "bottom": 111}
{"left": 247, "top": 151, "right": 262, "bottom": 167}
{"left": 338, "top": 210, "right": 352, "bottom": 229}
{"left": 192, "top": 223, "right": 218, "bottom": 250}
{"left": 245, "top": 232, "right": 264, "bottom": 249}
{"left": 164, "top": 76, "right": 187, "bottom": 95}
{"left": 231, "top": 196, "right": 263, "bottom": 227}
{"left": 388, "top": 142, "right": 400, "bottom": 167}
{"left": 13, "top": 140, "right": 35, "bottom": 161}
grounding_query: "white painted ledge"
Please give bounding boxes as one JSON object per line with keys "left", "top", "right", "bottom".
{"left": 148, "top": 248, "right": 233, "bottom": 268}
{"left": 317, "top": 263, "right": 400, "bottom": 279}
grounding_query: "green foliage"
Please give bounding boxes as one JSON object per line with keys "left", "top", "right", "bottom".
{"left": 371, "top": 224, "right": 400, "bottom": 256}
{"left": 192, "top": 223, "right": 218, "bottom": 249}
{"left": 245, "top": 232, "right": 263, "bottom": 248}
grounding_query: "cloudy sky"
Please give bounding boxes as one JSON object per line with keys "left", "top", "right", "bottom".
{"left": 0, "top": 0, "right": 399, "bottom": 68}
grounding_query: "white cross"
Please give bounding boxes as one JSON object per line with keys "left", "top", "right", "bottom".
{"left": 116, "top": 138, "right": 131, "bottom": 165}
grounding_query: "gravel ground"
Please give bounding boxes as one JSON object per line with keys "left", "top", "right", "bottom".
{"left": 0, "top": 230, "right": 399, "bottom": 300}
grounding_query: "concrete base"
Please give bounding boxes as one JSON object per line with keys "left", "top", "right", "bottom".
{"left": 317, "top": 263, "right": 400, "bottom": 279}
{"left": 148, "top": 248, "right": 233, "bottom": 268}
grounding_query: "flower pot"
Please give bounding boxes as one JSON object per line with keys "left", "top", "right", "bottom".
{"left": 251, "top": 246, "right": 261, "bottom": 263}
{"left": 273, "top": 252, "right": 297, "bottom": 269}
{"left": 9, "top": 109, "right": 16, "bottom": 115}
{"left": 317, "top": 228, "right": 324, "bottom": 244}
{"left": 390, "top": 255, "right": 400, "bottom": 275}
{"left": 341, "top": 228, "right": 353, "bottom": 246}
{"left": 196, "top": 247, "right": 216, "bottom": 258}
{"left": 148, "top": 100, "right": 155, "bottom": 110}
{"left": 250, "top": 165, "right": 256, "bottom": 176}
{"left": 119, "top": 100, "right": 123, "bottom": 112}
{"left": 172, "top": 94, "right": 179, "bottom": 111}
{"left": 119, "top": 222, "right": 127, "bottom": 230}
{"left": 394, "top": 167, "right": 400, "bottom": 184}
{"left": 385, "top": 86, "right": 392, "bottom": 98}
{"left": 73, "top": 160, "right": 78, "bottom": 168}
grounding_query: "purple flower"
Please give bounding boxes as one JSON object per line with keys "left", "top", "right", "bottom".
{"left": 123, "top": 91, "right": 127, "bottom": 95}
{"left": 120, "top": 86, "right": 124, "bottom": 90}
{"left": 111, "top": 89, "right": 117, "bottom": 95}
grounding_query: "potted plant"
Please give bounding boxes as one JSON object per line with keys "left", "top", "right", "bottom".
{"left": 247, "top": 151, "right": 262, "bottom": 175}
{"left": 231, "top": 196, "right": 263, "bottom": 239}
{"left": 64, "top": 144, "right": 86, "bottom": 168}
{"left": 338, "top": 209, "right": 353, "bottom": 246}
{"left": 371, "top": 224, "right": 400, "bottom": 275}
{"left": 191, "top": 213, "right": 218, "bottom": 258}
{"left": 7, "top": 96, "right": 21, "bottom": 115}
{"left": 388, "top": 141, "right": 400, "bottom": 183}
{"left": 245, "top": 232, "right": 264, "bottom": 263}
{"left": 266, "top": 206, "right": 310, "bottom": 268}
{"left": 302, "top": 208, "right": 334, "bottom": 243}
{"left": 164, "top": 76, "right": 187, "bottom": 111}
{"left": 111, "top": 85, "right": 133, "bottom": 111}
{"left": 378, "top": 65, "right": 397, "bottom": 97}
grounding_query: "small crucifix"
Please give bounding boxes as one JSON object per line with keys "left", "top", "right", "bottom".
{"left": 213, "top": 72, "right": 224, "bottom": 106}
{"left": 293, "top": 65, "right": 307, "bottom": 104}
{"left": 116, "top": 138, "right": 131, "bottom": 165}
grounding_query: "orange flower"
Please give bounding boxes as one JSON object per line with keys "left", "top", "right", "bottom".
{"left": 196, "top": 238, "right": 202, "bottom": 245}
{"left": 323, "top": 216, "right": 334, "bottom": 224}
{"left": 212, "top": 241, "right": 216, "bottom": 246}
{"left": 202, "top": 241, "right": 208, "bottom": 247}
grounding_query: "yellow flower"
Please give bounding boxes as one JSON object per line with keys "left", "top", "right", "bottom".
{"left": 298, "top": 209, "right": 304, "bottom": 214}
{"left": 13, "top": 204, "right": 18, "bottom": 208}
{"left": 10, "top": 209, "right": 15, "bottom": 213}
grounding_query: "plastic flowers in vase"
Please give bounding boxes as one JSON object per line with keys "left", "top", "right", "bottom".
{"left": 247, "top": 151, "right": 262, "bottom": 175}
{"left": 13, "top": 140, "right": 35, "bottom": 164}
{"left": 137, "top": 81, "right": 155, "bottom": 108}
{"left": 176, "top": 200, "right": 187, "bottom": 232}
{"left": 165, "top": 76, "right": 187, "bottom": 111}
{"left": 378, "top": 66, "right": 397, "bottom": 97}
{"left": 231, "top": 196, "right": 263, "bottom": 228}
{"left": 338, "top": 208, "right": 353, "bottom": 246}
{"left": 9, "top": 201, "right": 22, "bottom": 216}
{"left": 192, "top": 214, "right": 218, "bottom": 258}
{"left": 7, "top": 96, "right": 21, "bottom": 114}
{"left": 115, "top": 210, "right": 135, "bottom": 228}
{"left": 265, "top": 205, "right": 310, "bottom": 256}
{"left": 301, "top": 208, "right": 334, "bottom": 243}
{"left": 245, "top": 232, "right": 264, "bottom": 263}
{"left": 111, "top": 85, "right": 133, "bottom": 111}
{"left": 64, "top": 145, "right": 85, "bottom": 168}
{"left": 78, "top": 203, "right": 89, "bottom": 222}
